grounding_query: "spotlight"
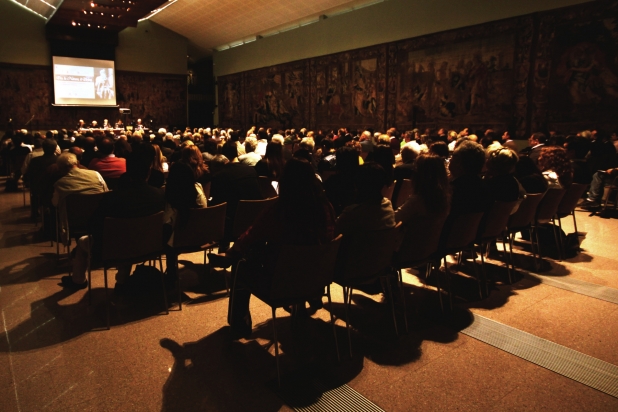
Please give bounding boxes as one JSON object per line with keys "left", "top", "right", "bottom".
{"left": 71, "top": 21, "right": 76, "bottom": 26}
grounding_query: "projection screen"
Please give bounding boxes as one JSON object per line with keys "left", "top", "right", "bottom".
{"left": 52, "top": 56, "right": 117, "bottom": 106}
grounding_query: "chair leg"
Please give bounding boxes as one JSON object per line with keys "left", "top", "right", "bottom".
{"left": 384, "top": 275, "right": 399, "bottom": 337}
{"left": 551, "top": 218, "right": 563, "bottom": 261}
{"left": 326, "top": 285, "right": 340, "bottom": 362}
{"left": 87, "top": 237, "right": 92, "bottom": 306}
{"left": 571, "top": 212, "right": 581, "bottom": 251}
{"left": 158, "top": 258, "right": 169, "bottom": 315}
{"left": 175, "top": 257, "right": 182, "bottom": 311}
{"left": 444, "top": 257, "right": 453, "bottom": 311}
{"left": 343, "top": 287, "right": 353, "bottom": 359}
{"left": 534, "top": 226, "right": 543, "bottom": 268}
{"left": 396, "top": 269, "right": 409, "bottom": 333}
{"left": 469, "top": 245, "right": 483, "bottom": 299}
{"left": 431, "top": 262, "right": 444, "bottom": 313}
{"left": 502, "top": 237, "right": 512, "bottom": 284}
{"left": 104, "top": 267, "right": 110, "bottom": 330}
{"left": 479, "top": 244, "right": 489, "bottom": 297}
{"left": 271, "top": 307, "right": 281, "bottom": 387}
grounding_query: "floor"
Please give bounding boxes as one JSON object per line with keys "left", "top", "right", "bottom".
{"left": 1, "top": 182, "right": 617, "bottom": 412}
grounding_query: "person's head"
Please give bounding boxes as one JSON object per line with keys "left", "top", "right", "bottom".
{"left": 450, "top": 140, "right": 486, "bottom": 178}
{"left": 68, "top": 146, "right": 83, "bottom": 161}
{"left": 564, "top": 135, "right": 589, "bottom": 160}
{"left": 221, "top": 140, "right": 238, "bottom": 161}
{"left": 529, "top": 132, "right": 547, "bottom": 146}
{"left": 336, "top": 146, "right": 360, "bottom": 174}
{"left": 42, "top": 138, "right": 57, "bottom": 155}
{"left": 98, "top": 137, "right": 114, "bottom": 156}
{"left": 355, "top": 162, "right": 387, "bottom": 203}
{"left": 182, "top": 145, "right": 207, "bottom": 175}
{"left": 244, "top": 136, "right": 258, "bottom": 153}
{"left": 401, "top": 141, "right": 421, "bottom": 164}
{"left": 414, "top": 153, "right": 449, "bottom": 214}
{"left": 299, "top": 137, "right": 315, "bottom": 152}
{"left": 126, "top": 143, "right": 155, "bottom": 181}
{"left": 486, "top": 147, "right": 519, "bottom": 177}
{"left": 538, "top": 146, "right": 573, "bottom": 186}
{"left": 57, "top": 152, "right": 79, "bottom": 175}
{"left": 429, "top": 141, "right": 449, "bottom": 158}
{"left": 210, "top": 154, "right": 229, "bottom": 174}
{"left": 360, "top": 131, "right": 372, "bottom": 142}
{"left": 278, "top": 157, "right": 326, "bottom": 222}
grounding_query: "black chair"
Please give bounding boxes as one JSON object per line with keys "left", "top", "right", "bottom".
{"left": 503, "top": 193, "right": 545, "bottom": 272}
{"left": 532, "top": 189, "right": 567, "bottom": 261}
{"left": 335, "top": 223, "right": 403, "bottom": 357}
{"left": 98, "top": 212, "right": 166, "bottom": 329}
{"left": 229, "top": 236, "right": 342, "bottom": 386}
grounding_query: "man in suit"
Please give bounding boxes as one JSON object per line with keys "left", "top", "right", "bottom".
{"left": 519, "top": 132, "right": 547, "bottom": 165}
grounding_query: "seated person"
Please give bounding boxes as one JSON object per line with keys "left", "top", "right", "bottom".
{"left": 537, "top": 146, "right": 573, "bottom": 189}
{"left": 238, "top": 136, "right": 262, "bottom": 167}
{"left": 448, "top": 141, "right": 493, "bottom": 216}
{"left": 324, "top": 146, "right": 360, "bottom": 216}
{"left": 220, "top": 158, "right": 335, "bottom": 338}
{"left": 61, "top": 144, "right": 165, "bottom": 290}
{"left": 484, "top": 146, "right": 526, "bottom": 202}
{"left": 514, "top": 156, "right": 548, "bottom": 194}
{"left": 336, "top": 162, "right": 396, "bottom": 237}
{"left": 583, "top": 167, "right": 618, "bottom": 208}
{"left": 395, "top": 153, "right": 450, "bottom": 225}
{"left": 88, "top": 137, "right": 126, "bottom": 180}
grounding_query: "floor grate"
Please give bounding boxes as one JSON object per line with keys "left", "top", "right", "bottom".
{"left": 521, "top": 270, "right": 618, "bottom": 305}
{"left": 275, "top": 380, "right": 385, "bottom": 412}
{"left": 461, "top": 313, "right": 618, "bottom": 398}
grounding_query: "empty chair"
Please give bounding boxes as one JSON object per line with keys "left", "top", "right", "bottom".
{"left": 169, "top": 203, "right": 227, "bottom": 309}
{"left": 335, "top": 223, "right": 402, "bottom": 357}
{"left": 229, "top": 236, "right": 342, "bottom": 386}
{"left": 98, "top": 212, "right": 166, "bottom": 329}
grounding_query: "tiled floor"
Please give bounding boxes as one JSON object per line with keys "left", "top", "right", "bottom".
{"left": 1, "top": 184, "right": 617, "bottom": 411}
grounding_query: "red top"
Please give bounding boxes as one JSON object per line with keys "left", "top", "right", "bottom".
{"left": 89, "top": 155, "right": 126, "bottom": 179}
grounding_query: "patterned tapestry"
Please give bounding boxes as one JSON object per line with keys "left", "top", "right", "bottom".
{"left": 533, "top": 1, "right": 618, "bottom": 133}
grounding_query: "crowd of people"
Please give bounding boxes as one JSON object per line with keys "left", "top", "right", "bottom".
{"left": 1, "top": 123, "right": 617, "bottom": 338}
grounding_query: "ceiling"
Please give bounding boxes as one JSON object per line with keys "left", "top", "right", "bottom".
{"left": 149, "top": 0, "right": 385, "bottom": 57}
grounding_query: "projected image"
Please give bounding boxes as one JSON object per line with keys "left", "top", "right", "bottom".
{"left": 53, "top": 57, "right": 117, "bottom": 106}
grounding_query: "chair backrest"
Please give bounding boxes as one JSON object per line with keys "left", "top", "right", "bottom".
{"left": 535, "top": 189, "right": 567, "bottom": 223}
{"left": 231, "top": 197, "right": 278, "bottom": 239}
{"left": 337, "top": 223, "right": 402, "bottom": 282}
{"left": 507, "top": 193, "right": 544, "bottom": 231}
{"left": 382, "top": 184, "right": 395, "bottom": 201}
{"left": 102, "top": 212, "right": 164, "bottom": 262}
{"left": 394, "top": 212, "right": 447, "bottom": 266}
{"left": 478, "top": 199, "right": 522, "bottom": 241}
{"left": 269, "top": 235, "right": 342, "bottom": 301}
{"left": 65, "top": 192, "right": 108, "bottom": 236}
{"left": 443, "top": 211, "right": 485, "bottom": 253}
{"left": 257, "top": 176, "right": 278, "bottom": 199}
{"left": 557, "top": 183, "right": 587, "bottom": 217}
{"left": 395, "top": 179, "right": 413, "bottom": 209}
{"left": 172, "top": 203, "right": 227, "bottom": 249}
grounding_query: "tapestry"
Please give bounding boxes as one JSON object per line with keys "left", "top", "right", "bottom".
{"left": 312, "top": 45, "right": 387, "bottom": 132}
{"left": 244, "top": 60, "right": 310, "bottom": 130}
{"left": 537, "top": 1, "right": 618, "bottom": 132}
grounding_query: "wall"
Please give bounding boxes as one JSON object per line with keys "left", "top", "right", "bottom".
{"left": 212, "top": 0, "right": 592, "bottom": 77}
{"left": 216, "top": 1, "right": 618, "bottom": 136}
{"left": 0, "top": 0, "right": 188, "bottom": 74}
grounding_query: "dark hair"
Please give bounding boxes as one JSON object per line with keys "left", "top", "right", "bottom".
{"left": 532, "top": 132, "right": 547, "bottom": 145}
{"left": 126, "top": 143, "right": 155, "bottom": 181}
{"left": 538, "top": 146, "right": 573, "bottom": 187}
{"left": 452, "top": 141, "right": 486, "bottom": 175}
{"left": 114, "top": 139, "right": 132, "bottom": 159}
{"left": 263, "top": 142, "right": 284, "bottom": 180}
{"left": 98, "top": 137, "right": 114, "bottom": 156}
{"left": 335, "top": 146, "right": 360, "bottom": 174}
{"left": 429, "top": 141, "right": 449, "bottom": 158}
{"left": 414, "top": 153, "right": 449, "bottom": 215}
{"left": 277, "top": 157, "right": 332, "bottom": 238}
{"left": 42, "top": 138, "right": 57, "bottom": 155}
{"left": 355, "top": 162, "right": 387, "bottom": 203}
{"left": 221, "top": 140, "right": 238, "bottom": 161}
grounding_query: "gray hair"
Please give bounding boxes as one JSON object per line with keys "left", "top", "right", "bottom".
{"left": 57, "top": 152, "right": 79, "bottom": 175}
